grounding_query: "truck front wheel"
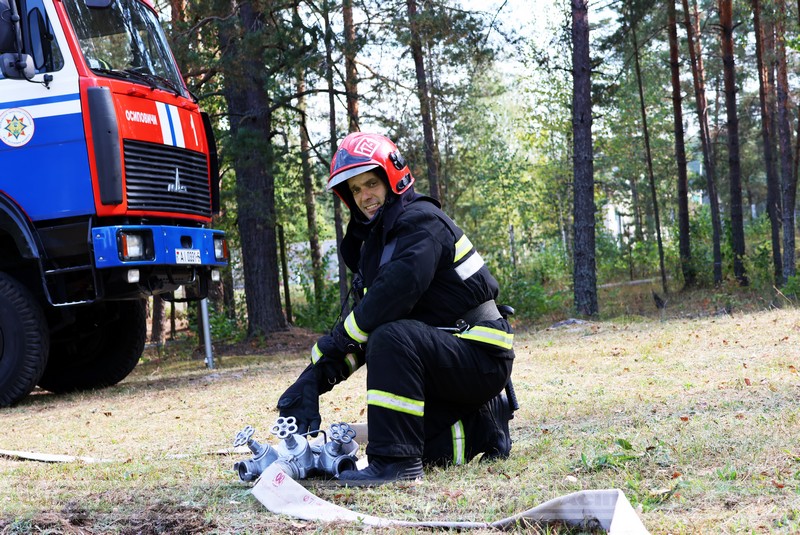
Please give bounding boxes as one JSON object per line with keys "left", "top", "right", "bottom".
{"left": 0, "top": 272, "right": 49, "bottom": 407}
{"left": 38, "top": 300, "right": 147, "bottom": 394}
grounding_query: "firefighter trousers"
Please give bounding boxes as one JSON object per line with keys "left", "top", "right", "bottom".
{"left": 363, "top": 318, "right": 513, "bottom": 464}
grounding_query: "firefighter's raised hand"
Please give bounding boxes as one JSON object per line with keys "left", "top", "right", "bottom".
{"left": 276, "top": 365, "right": 322, "bottom": 436}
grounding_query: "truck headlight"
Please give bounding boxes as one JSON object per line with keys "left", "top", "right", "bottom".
{"left": 214, "top": 235, "right": 229, "bottom": 261}
{"left": 118, "top": 231, "right": 153, "bottom": 261}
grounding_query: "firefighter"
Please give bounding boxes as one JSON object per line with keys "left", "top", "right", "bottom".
{"left": 277, "top": 132, "right": 516, "bottom": 485}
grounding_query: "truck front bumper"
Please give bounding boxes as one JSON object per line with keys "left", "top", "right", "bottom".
{"left": 92, "top": 225, "right": 228, "bottom": 269}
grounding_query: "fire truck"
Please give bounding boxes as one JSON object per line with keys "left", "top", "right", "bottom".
{"left": 0, "top": 0, "right": 228, "bottom": 406}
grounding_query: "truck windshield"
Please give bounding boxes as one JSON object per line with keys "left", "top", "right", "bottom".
{"left": 62, "top": 0, "right": 186, "bottom": 97}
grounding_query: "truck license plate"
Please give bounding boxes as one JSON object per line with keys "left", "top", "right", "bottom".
{"left": 175, "top": 248, "right": 202, "bottom": 264}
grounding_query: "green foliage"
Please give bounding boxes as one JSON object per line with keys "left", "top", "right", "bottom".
{"left": 781, "top": 275, "right": 800, "bottom": 300}
{"left": 291, "top": 280, "right": 342, "bottom": 333}
{"left": 687, "top": 205, "right": 725, "bottom": 287}
{"left": 715, "top": 464, "right": 739, "bottom": 481}
{"left": 742, "top": 214, "right": 780, "bottom": 289}
{"left": 207, "top": 306, "right": 247, "bottom": 343}
{"left": 495, "top": 261, "right": 568, "bottom": 321}
{"left": 289, "top": 248, "right": 342, "bottom": 332}
{"left": 595, "top": 228, "right": 630, "bottom": 282}
{"left": 578, "top": 438, "right": 640, "bottom": 472}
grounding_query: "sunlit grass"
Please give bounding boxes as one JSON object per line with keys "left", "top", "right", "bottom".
{"left": 1, "top": 303, "right": 799, "bottom": 533}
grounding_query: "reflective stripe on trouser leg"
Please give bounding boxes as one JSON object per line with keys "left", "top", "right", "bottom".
{"left": 451, "top": 420, "right": 466, "bottom": 465}
{"left": 455, "top": 326, "right": 514, "bottom": 350}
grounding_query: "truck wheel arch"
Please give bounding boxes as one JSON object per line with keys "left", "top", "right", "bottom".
{"left": 0, "top": 194, "right": 42, "bottom": 261}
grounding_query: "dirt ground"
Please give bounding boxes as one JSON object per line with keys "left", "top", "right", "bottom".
{"left": 215, "top": 326, "right": 320, "bottom": 357}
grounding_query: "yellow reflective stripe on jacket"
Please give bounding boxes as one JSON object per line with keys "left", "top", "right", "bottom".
{"left": 455, "top": 326, "right": 514, "bottom": 350}
{"left": 310, "top": 342, "right": 323, "bottom": 364}
{"left": 367, "top": 389, "right": 424, "bottom": 417}
{"left": 343, "top": 311, "right": 369, "bottom": 343}
{"left": 451, "top": 420, "right": 466, "bottom": 465}
{"left": 454, "top": 234, "right": 473, "bottom": 262}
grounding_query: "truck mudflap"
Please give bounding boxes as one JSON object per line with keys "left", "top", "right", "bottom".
{"left": 92, "top": 224, "right": 227, "bottom": 269}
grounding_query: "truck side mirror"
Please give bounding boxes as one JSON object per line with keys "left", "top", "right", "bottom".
{"left": 0, "top": 53, "right": 35, "bottom": 79}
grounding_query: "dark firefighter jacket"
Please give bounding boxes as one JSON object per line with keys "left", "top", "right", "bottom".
{"left": 337, "top": 187, "right": 514, "bottom": 354}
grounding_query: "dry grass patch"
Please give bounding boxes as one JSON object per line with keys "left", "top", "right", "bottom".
{"left": 1, "top": 310, "right": 799, "bottom": 534}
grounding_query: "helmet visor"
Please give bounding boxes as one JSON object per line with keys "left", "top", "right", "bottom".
{"left": 327, "top": 164, "right": 379, "bottom": 191}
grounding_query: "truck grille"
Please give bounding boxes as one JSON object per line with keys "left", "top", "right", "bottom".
{"left": 124, "top": 140, "right": 212, "bottom": 217}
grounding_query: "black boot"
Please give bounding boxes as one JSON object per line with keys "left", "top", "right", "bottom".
{"left": 337, "top": 456, "right": 423, "bottom": 486}
{"left": 479, "top": 391, "right": 514, "bottom": 462}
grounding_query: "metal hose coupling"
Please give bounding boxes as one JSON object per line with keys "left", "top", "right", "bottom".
{"left": 316, "top": 422, "right": 358, "bottom": 476}
{"left": 232, "top": 425, "right": 278, "bottom": 482}
{"left": 232, "top": 418, "right": 360, "bottom": 481}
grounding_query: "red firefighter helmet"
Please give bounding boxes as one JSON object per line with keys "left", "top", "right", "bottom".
{"left": 328, "top": 133, "right": 415, "bottom": 207}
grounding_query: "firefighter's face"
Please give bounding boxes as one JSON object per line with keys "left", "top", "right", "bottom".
{"left": 348, "top": 170, "right": 388, "bottom": 220}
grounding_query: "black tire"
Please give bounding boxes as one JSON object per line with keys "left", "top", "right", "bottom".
{"left": 38, "top": 299, "right": 147, "bottom": 394}
{"left": 0, "top": 272, "right": 49, "bottom": 407}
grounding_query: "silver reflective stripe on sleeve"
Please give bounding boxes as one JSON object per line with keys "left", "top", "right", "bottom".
{"left": 343, "top": 311, "right": 369, "bottom": 343}
{"left": 451, "top": 420, "right": 466, "bottom": 465}
{"left": 454, "top": 251, "right": 485, "bottom": 280}
{"left": 367, "top": 389, "right": 424, "bottom": 417}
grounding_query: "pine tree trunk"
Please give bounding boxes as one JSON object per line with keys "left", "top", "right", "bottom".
{"left": 151, "top": 297, "right": 165, "bottom": 347}
{"left": 571, "top": 0, "right": 597, "bottom": 316}
{"left": 323, "top": 0, "right": 350, "bottom": 305}
{"left": 775, "top": 1, "right": 797, "bottom": 282}
{"left": 219, "top": 1, "right": 287, "bottom": 338}
{"left": 343, "top": 0, "right": 360, "bottom": 133}
{"left": 407, "top": 0, "right": 441, "bottom": 200}
{"left": 668, "top": 0, "right": 694, "bottom": 287}
{"left": 296, "top": 63, "right": 324, "bottom": 310}
{"left": 222, "top": 267, "right": 235, "bottom": 320}
{"left": 719, "top": 0, "right": 748, "bottom": 285}
{"left": 682, "top": 0, "right": 722, "bottom": 284}
{"left": 630, "top": 14, "right": 667, "bottom": 295}
{"left": 752, "top": 0, "right": 783, "bottom": 285}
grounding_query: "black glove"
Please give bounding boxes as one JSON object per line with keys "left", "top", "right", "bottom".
{"left": 331, "top": 322, "right": 364, "bottom": 354}
{"left": 276, "top": 364, "right": 321, "bottom": 436}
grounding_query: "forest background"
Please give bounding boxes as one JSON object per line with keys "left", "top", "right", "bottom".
{"left": 148, "top": 0, "right": 800, "bottom": 343}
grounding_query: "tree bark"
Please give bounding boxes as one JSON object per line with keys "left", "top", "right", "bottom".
{"left": 296, "top": 60, "right": 324, "bottom": 310}
{"left": 682, "top": 0, "right": 722, "bottom": 284}
{"left": 322, "top": 0, "right": 349, "bottom": 306}
{"left": 571, "top": 0, "right": 597, "bottom": 316}
{"left": 775, "top": 1, "right": 796, "bottom": 282}
{"left": 150, "top": 297, "right": 165, "bottom": 347}
{"left": 222, "top": 265, "right": 235, "bottom": 320}
{"left": 342, "top": 0, "right": 360, "bottom": 133}
{"left": 407, "top": 0, "right": 441, "bottom": 200}
{"left": 219, "top": 1, "right": 287, "bottom": 337}
{"left": 751, "top": 0, "right": 782, "bottom": 285}
{"left": 630, "top": 11, "right": 667, "bottom": 295}
{"left": 668, "top": 0, "right": 694, "bottom": 287}
{"left": 719, "top": 0, "right": 747, "bottom": 285}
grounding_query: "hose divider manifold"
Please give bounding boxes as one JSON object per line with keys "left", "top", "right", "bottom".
{"left": 232, "top": 418, "right": 360, "bottom": 481}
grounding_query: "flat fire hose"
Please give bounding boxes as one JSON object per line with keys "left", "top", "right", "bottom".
{"left": 251, "top": 463, "right": 650, "bottom": 533}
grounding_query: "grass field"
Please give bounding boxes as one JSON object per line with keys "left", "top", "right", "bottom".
{"left": 1, "top": 299, "right": 799, "bottom": 534}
